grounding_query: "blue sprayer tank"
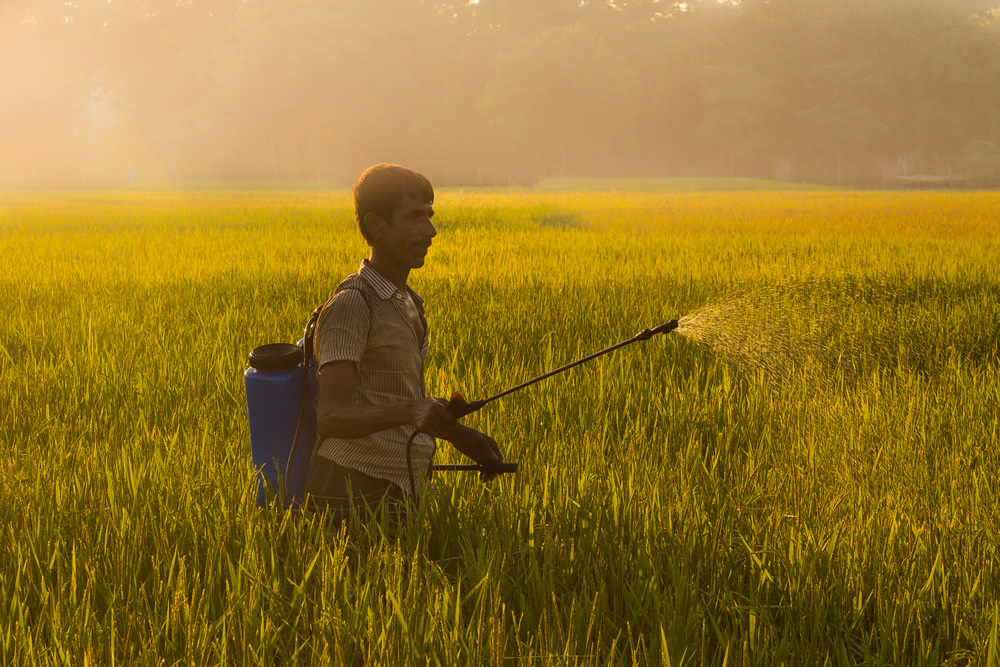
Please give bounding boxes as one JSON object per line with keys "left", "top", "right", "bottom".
{"left": 245, "top": 342, "right": 317, "bottom": 508}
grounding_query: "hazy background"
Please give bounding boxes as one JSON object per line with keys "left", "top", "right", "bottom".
{"left": 2, "top": 0, "right": 999, "bottom": 188}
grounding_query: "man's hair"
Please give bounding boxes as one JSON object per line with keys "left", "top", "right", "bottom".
{"left": 353, "top": 164, "right": 434, "bottom": 245}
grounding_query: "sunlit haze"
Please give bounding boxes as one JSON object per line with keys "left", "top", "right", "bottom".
{"left": 1, "top": 0, "right": 998, "bottom": 187}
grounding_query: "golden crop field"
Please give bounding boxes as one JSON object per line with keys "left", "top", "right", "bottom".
{"left": 1, "top": 185, "right": 998, "bottom": 664}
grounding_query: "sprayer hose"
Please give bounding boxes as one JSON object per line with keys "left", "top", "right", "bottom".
{"left": 406, "top": 428, "right": 421, "bottom": 497}
{"left": 283, "top": 304, "right": 324, "bottom": 507}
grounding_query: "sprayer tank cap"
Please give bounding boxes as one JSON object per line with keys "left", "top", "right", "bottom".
{"left": 248, "top": 343, "right": 302, "bottom": 371}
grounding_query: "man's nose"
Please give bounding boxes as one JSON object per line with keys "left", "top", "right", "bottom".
{"left": 425, "top": 219, "right": 437, "bottom": 238}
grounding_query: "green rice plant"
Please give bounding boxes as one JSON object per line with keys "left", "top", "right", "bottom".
{"left": 0, "top": 185, "right": 998, "bottom": 664}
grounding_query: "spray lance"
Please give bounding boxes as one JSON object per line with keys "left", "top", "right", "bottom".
{"left": 403, "top": 319, "right": 680, "bottom": 495}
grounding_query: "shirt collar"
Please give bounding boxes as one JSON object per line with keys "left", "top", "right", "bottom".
{"left": 359, "top": 259, "right": 423, "bottom": 305}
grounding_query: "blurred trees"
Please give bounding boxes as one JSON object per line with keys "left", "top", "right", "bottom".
{"left": 1, "top": 0, "right": 998, "bottom": 185}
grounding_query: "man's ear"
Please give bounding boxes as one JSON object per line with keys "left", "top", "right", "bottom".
{"left": 365, "top": 212, "right": 387, "bottom": 242}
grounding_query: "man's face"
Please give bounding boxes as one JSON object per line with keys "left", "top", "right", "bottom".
{"left": 371, "top": 193, "right": 437, "bottom": 269}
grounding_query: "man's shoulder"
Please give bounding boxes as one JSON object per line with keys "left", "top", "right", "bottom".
{"left": 329, "top": 273, "right": 374, "bottom": 304}
{"left": 335, "top": 272, "right": 364, "bottom": 294}
{"left": 315, "top": 274, "right": 371, "bottom": 365}
{"left": 317, "top": 273, "right": 371, "bottom": 327}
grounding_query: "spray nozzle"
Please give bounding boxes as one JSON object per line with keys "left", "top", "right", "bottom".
{"left": 636, "top": 319, "right": 679, "bottom": 340}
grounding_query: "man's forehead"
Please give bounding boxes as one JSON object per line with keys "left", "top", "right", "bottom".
{"left": 399, "top": 194, "right": 433, "bottom": 212}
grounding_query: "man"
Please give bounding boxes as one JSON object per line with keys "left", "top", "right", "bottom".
{"left": 305, "top": 163, "right": 503, "bottom": 518}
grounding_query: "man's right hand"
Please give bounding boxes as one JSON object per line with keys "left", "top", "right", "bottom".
{"left": 409, "top": 398, "right": 459, "bottom": 439}
{"left": 410, "top": 401, "right": 504, "bottom": 482}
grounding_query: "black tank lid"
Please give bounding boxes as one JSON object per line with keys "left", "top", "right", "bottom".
{"left": 248, "top": 343, "right": 302, "bottom": 371}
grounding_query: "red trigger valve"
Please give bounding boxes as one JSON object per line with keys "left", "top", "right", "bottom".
{"left": 446, "top": 391, "right": 485, "bottom": 418}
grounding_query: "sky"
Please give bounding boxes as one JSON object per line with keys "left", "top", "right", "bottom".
{"left": 1, "top": 0, "right": 998, "bottom": 187}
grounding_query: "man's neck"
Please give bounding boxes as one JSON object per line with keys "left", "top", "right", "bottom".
{"left": 367, "top": 251, "right": 410, "bottom": 291}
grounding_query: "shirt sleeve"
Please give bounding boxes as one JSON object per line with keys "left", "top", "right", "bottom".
{"left": 315, "top": 288, "right": 370, "bottom": 368}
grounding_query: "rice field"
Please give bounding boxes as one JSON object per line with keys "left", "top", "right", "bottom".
{"left": 1, "top": 184, "right": 999, "bottom": 664}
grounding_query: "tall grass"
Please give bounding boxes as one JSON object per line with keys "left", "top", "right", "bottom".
{"left": 1, "top": 187, "right": 998, "bottom": 664}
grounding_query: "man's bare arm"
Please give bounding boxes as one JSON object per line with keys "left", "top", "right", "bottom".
{"left": 316, "top": 361, "right": 503, "bottom": 470}
{"left": 316, "top": 361, "right": 457, "bottom": 439}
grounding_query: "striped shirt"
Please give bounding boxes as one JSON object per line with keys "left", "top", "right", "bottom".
{"left": 313, "top": 260, "right": 434, "bottom": 493}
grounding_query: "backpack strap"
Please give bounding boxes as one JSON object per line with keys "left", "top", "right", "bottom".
{"left": 292, "top": 281, "right": 374, "bottom": 491}
{"left": 305, "top": 278, "right": 372, "bottom": 364}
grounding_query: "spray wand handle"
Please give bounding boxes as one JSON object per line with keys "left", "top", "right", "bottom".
{"left": 446, "top": 392, "right": 486, "bottom": 418}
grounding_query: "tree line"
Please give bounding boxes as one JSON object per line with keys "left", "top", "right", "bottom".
{"left": 1, "top": 0, "right": 998, "bottom": 186}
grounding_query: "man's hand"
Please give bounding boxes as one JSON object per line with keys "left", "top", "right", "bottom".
{"left": 409, "top": 398, "right": 459, "bottom": 439}
{"left": 449, "top": 426, "right": 504, "bottom": 483}
{"left": 409, "top": 398, "right": 504, "bottom": 482}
